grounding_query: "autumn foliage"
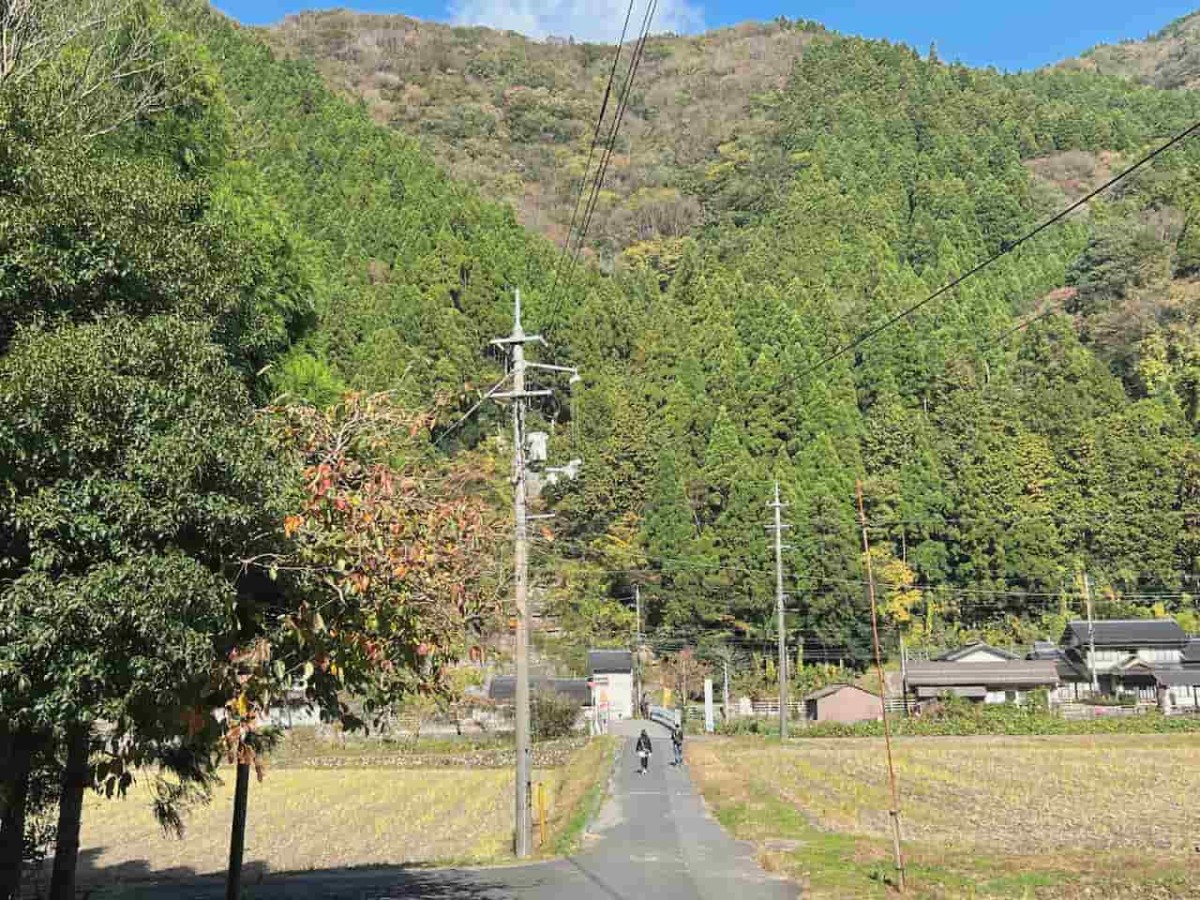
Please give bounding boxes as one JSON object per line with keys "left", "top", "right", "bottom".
{"left": 228, "top": 392, "right": 505, "bottom": 750}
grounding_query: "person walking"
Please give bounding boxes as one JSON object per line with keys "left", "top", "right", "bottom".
{"left": 671, "top": 723, "right": 684, "bottom": 766}
{"left": 635, "top": 729, "right": 652, "bottom": 775}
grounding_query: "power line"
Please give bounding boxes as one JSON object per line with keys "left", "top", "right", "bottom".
{"left": 545, "top": 0, "right": 637, "bottom": 316}
{"left": 532, "top": 547, "right": 1197, "bottom": 603}
{"left": 797, "top": 117, "right": 1200, "bottom": 380}
{"left": 432, "top": 375, "right": 511, "bottom": 447}
{"left": 552, "top": 0, "right": 659, "bottom": 321}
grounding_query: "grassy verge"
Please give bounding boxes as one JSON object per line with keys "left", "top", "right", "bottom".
{"left": 268, "top": 727, "right": 587, "bottom": 768}
{"left": 75, "top": 736, "right": 614, "bottom": 886}
{"left": 717, "top": 707, "right": 1200, "bottom": 738}
{"left": 688, "top": 735, "right": 1200, "bottom": 898}
{"left": 544, "top": 736, "right": 617, "bottom": 856}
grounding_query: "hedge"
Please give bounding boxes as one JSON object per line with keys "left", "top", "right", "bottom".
{"left": 716, "top": 705, "right": 1200, "bottom": 738}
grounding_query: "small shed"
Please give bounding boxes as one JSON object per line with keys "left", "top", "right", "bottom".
{"left": 804, "top": 683, "right": 882, "bottom": 724}
{"left": 588, "top": 649, "right": 634, "bottom": 720}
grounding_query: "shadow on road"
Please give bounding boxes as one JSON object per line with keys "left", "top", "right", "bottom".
{"left": 74, "top": 848, "right": 520, "bottom": 900}
{"left": 566, "top": 857, "right": 632, "bottom": 900}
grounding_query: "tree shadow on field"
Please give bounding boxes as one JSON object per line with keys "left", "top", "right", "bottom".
{"left": 72, "top": 848, "right": 530, "bottom": 900}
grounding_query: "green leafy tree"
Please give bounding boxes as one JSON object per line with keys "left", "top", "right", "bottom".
{"left": 0, "top": 316, "right": 283, "bottom": 898}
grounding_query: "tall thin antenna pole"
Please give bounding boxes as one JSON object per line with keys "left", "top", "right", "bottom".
{"left": 768, "top": 482, "right": 789, "bottom": 738}
{"left": 857, "top": 480, "right": 906, "bottom": 893}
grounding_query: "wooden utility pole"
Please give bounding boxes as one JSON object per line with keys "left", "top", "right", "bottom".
{"left": 768, "top": 482, "right": 790, "bottom": 738}
{"left": 857, "top": 481, "right": 906, "bottom": 893}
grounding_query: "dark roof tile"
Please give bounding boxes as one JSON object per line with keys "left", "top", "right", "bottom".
{"left": 588, "top": 649, "right": 633, "bottom": 674}
{"left": 805, "top": 683, "right": 877, "bottom": 701}
{"left": 1183, "top": 638, "right": 1200, "bottom": 665}
{"left": 1153, "top": 669, "right": 1200, "bottom": 688}
{"left": 905, "top": 660, "right": 1059, "bottom": 688}
{"left": 1062, "top": 619, "right": 1187, "bottom": 648}
{"left": 489, "top": 676, "right": 590, "bottom": 703}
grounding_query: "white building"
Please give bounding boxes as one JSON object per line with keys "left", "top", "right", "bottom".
{"left": 588, "top": 650, "right": 634, "bottom": 721}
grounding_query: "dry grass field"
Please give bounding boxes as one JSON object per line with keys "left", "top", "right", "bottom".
{"left": 72, "top": 737, "right": 614, "bottom": 887}
{"left": 689, "top": 734, "right": 1200, "bottom": 899}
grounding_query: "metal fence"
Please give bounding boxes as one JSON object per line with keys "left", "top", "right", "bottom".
{"left": 648, "top": 704, "right": 679, "bottom": 729}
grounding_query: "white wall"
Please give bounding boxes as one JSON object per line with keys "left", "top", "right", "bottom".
{"left": 1167, "top": 686, "right": 1199, "bottom": 708}
{"left": 1138, "top": 648, "right": 1183, "bottom": 665}
{"left": 984, "top": 690, "right": 1027, "bottom": 705}
{"left": 591, "top": 672, "right": 633, "bottom": 720}
{"left": 1086, "top": 647, "right": 1183, "bottom": 670}
{"left": 958, "top": 649, "right": 1013, "bottom": 664}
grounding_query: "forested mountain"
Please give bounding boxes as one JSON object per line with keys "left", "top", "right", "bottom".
{"left": 10, "top": 0, "right": 1200, "bottom": 882}
{"left": 263, "top": 10, "right": 819, "bottom": 257}
{"left": 1067, "top": 11, "right": 1200, "bottom": 89}
{"left": 255, "top": 9, "right": 1200, "bottom": 659}
{"left": 6, "top": 4, "right": 1200, "bottom": 876}
{"left": 10, "top": 1, "right": 1200, "bottom": 676}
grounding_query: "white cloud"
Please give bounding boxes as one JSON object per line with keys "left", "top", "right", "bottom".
{"left": 448, "top": 0, "right": 704, "bottom": 43}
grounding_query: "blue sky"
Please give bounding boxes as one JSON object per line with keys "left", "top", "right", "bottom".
{"left": 217, "top": 0, "right": 1199, "bottom": 72}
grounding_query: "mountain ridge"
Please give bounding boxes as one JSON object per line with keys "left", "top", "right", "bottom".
{"left": 246, "top": 4, "right": 1200, "bottom": 654}
{"left": 262, "top": 8, "right": 1200, "bottom": 262}
{"left": 1064, "top": 9, "right": 1200, "bottom": 89}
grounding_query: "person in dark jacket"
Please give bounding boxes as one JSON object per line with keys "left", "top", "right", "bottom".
{"left": 635, "top": 729, "right": 652, "bottom": 775}
{"left": 671, "top": 724, "right": 684, "bottom": 766}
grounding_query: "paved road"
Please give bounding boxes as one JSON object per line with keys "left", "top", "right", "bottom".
{"left": 99, "top": 720, "right": 797, "bottom": 900}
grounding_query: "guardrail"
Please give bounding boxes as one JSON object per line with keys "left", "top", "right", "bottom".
{"left": 648, "top": 705, "right": 679, "bottom": 729}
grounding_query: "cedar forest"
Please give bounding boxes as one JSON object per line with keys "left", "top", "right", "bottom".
{"left": 5, "top": 0, "right": 1200, "bottom": 890}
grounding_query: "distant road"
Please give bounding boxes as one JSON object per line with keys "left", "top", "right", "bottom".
{"left": 99, "top": 719, "right": 798, "bottom": 900}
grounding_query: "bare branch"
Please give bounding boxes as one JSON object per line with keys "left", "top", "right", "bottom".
{"left": 1, "top": 0, "right": 199, "bottom": 142}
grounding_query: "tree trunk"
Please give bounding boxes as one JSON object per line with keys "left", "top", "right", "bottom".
{"left": 49, "top": 725, "right": 90, "bottom": 900}
{"left": 0, "top": 729, "right": 35, "bottom": 900}
{"left": 225, "top": 761, "right": 251, "bottom": 900}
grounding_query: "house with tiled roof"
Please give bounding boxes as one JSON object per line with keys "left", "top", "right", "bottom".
{"left": 904, "top": 658, "right": 1059, "bottom": 706}
{"left": 1046, "top": 618, "right": 1200, "bottom": 710}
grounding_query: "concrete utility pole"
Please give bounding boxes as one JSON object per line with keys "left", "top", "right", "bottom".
{"left": 507, "top": 293, "right": 533, "bottom": 860}
{"left": 634, "top": 584, "right": 642, "bottom": 716}
{"left": 1084, "top": 571, "right": 1099, "bottom": 694}
{"left": 491, "top": 291, "right": 545, "bottom": 858}
{"left": 722, "top": 656, "right": 730, "bottom": 721}
{"left": 767, "top": 482, "right": 790, "bottom": 738}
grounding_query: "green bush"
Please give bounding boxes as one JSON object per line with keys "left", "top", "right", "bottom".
{"left": 718, "top": 705, "right": 1200, "bottom": 738}
{"left": 532, "top": 691, "right": 581, "bottom": 741}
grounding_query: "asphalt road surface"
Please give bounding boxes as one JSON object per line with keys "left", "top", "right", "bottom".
{"left": 100, "top": 720, "right": 798, "bottom": 900}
